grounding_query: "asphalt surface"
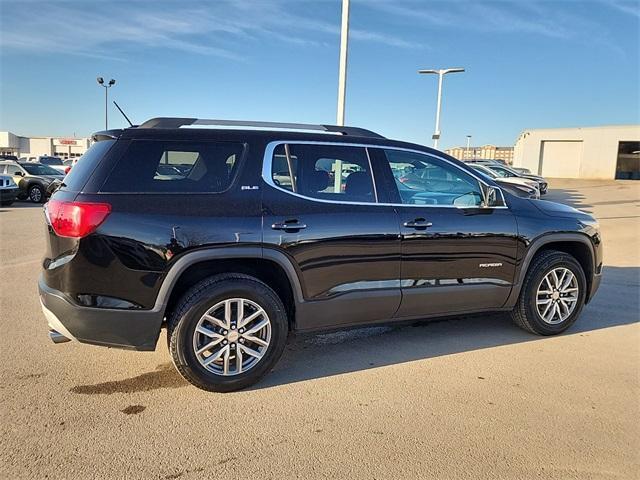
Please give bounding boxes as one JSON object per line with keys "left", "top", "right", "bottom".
{"left": 1, "top": 179, "right": 638, "bottom": 479}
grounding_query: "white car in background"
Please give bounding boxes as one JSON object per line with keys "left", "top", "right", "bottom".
{"left": 469, "top": 164, "right": 540, "bottom": 198}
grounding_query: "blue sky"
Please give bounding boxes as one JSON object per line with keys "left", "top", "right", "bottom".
{"left": 0, "top": 0, "right": 638, "bottom": 149}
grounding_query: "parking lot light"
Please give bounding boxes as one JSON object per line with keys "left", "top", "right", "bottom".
{"left": 97, "top": 77, "right": 116, "bottom": 130}
{"left": 418, "top": 68, "right": 465, "bottom": 149}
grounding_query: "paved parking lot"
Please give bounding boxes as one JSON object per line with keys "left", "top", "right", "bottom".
{"left": 1, "top": 179, "right": 638, "bottom": 479}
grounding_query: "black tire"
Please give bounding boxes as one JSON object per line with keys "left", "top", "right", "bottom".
{"left": 511, "top": 250, "right": 587, "bottom": 335}
{"left": 168, "top": 274, "right": 288, "bottom": 392}
{"left": 28, "top": 185, "right": 45, "bottom": 203}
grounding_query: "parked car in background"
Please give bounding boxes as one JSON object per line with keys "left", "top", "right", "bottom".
{"left": 478, "top": 162, "right": 548, "bottom": 195}
{"left": 0, "top": 161, "right": 65, "bottom": 202}
{"left": 0, "top": 174, "right": 19, "bottom": 206}
{"left": 39, "top": 117, "right": 602, "bottom": 392}
{"left": 468, "top": 164, "right": 540, "bottom": 199}
{"left": 36, "top": 156, "right": 68, "bottom": 175}
{"left": 511, "top": 166, "right": 532, "bottom": 174}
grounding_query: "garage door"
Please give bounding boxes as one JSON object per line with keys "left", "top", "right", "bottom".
{"left": 539, "top": 141, "right": 583, "bottom": 178}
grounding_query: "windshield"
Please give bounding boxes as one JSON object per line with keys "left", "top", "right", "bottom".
{"left": 20, "top": 163, "right": 62, "bottom": 176}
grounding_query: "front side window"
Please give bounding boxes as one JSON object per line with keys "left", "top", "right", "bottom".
{"left": 271, "top": 144, "right": 375, "bottom": 203}
{"left": 102, "top": 140, "right": 244, "bottom": 193}
{"left": 384, "top": 149, "right": 482, "bottom": 207}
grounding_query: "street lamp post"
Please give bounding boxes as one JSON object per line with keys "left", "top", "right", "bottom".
{"left": 97, "top": 77, "right": 116, "bottom": 130}
{"left": 336, "top": 0, "right": 350, "bottom": 127}
{"left": 466, "top": 135, "right": 472, "bottom": 160}
{"left": 418, "top": 68, "right": 464, "bottom": 149}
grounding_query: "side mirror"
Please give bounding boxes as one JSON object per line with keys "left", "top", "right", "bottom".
{"left": 14, "top": 171, "right": 23, "bottom": 177}
{"left": 481, "top": 185, "right": 504, "bottom": 208}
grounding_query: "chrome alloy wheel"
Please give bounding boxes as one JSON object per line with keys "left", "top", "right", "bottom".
{"left": 536, "top": 267, "right": 579, "bottom": 324}
{"left": 192, "top": 298, "right": 271, "bottom": 376}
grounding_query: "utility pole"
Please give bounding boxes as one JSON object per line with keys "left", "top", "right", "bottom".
{"left": 466, "top": 135, "right": 472, "bottom": 160}
{"left": 418, "top": 68, "right": 465, "bottom": 149}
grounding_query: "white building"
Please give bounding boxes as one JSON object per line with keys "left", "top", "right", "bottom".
{"left": 513, "top": 125, "right": 640, "bottom": 179}
{"left": 0, "top": 131, "right": 91, "bottom": 160}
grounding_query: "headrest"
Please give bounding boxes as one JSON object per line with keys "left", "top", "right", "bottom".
{"left": 306, "top": 169, "right": 330, "bottom": 193}
{"left": 345, "top": 171, "right": 372, "bottom": 197}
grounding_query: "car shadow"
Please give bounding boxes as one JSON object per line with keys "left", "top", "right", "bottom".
{"left": 253, "top": 264, "right": 638, "bottom": 390}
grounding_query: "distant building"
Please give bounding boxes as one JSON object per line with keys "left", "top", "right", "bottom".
{"left": 446, "top": 145, "right": 514, "bottom": 164}
{"left": 513, "top": 125, "right": 640, "bottom": 179}
{"left": 0, "top": 131, "right": 91, "bottom": 160}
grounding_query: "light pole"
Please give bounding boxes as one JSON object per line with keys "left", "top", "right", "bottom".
{"left": 466, "top": 135, "right": 472, "bottom": 160}
{"left": 418, "top": 67, "right": 464, "bottom": 149}
{"left": 97, "top": 77, "right": 116, "bottom": 130}
{"left": 336, "top": 0, "right": 350, "bottom": 127}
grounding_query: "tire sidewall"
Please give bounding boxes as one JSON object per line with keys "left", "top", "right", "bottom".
{"left": 29, "top": 185, "right": 44, "bottom": 203}
{"left": 523, "top": 255, "right": 587, "bottom": 335}
{"left": 171, "top": 278, "right": 288, "bottom": 392}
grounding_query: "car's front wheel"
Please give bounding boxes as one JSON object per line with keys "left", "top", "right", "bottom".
{"left": 511, "top": 250, "right": 587, "bottom": 335}
{"left": 28, "top": 185, "right": 45, "bottom": 203}
{"left": 168, "top": 274, "right": 288, "bottom": 392}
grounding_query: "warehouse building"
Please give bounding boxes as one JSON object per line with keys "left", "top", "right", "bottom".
{"left": 513, "top": 125, "right": 640, "bottom": 179}
{"left": 0, "top": 131, "right": 91, "bottom": 160}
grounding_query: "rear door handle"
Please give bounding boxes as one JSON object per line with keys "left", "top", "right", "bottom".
{"left": 271, "top": 220, "right": 307, "bottom": 232}
{"left": 403, "top": 218, "right": 433, "bottom": 230}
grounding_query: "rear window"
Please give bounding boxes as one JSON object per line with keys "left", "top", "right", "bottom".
{"left": 62, "top": 140, "right": 116, "bottom": 191}
{"left": 101, "top": 140, "right": 244, "bottom": 193}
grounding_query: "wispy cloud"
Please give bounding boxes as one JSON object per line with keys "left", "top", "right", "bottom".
{"left": 361, "top": 0, "right": 631, "bottom": 56}
{"left": 0, "top": 0, "right": 425, "bottom": 61}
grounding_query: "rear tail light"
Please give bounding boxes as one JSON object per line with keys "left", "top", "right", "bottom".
{"left": 64, "top": 166, "right": 71, "bottom": 174}
{"left": 47, "top": 199, "right": 111, "bottom": 238}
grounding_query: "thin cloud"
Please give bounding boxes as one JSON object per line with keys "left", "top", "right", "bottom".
{"left": 0, "top": 0, "right": 424, "bottom": 60}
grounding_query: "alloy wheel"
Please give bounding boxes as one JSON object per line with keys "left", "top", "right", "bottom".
{"left": 536, "top": 267, "right": 579, "bottom": 324}
{"left": 192, "top": 298, "right": 271, "bottom": 376}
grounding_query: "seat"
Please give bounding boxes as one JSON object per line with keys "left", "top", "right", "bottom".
{"left": 345, "top": 171, "right": 372, "bottom": 198}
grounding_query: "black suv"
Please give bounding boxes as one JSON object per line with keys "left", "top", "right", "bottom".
{"left": 39, "top": 118, "right": 602, "bottom": 392}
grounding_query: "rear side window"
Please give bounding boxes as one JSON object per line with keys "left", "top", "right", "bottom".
{"left": 271, "top": 144, "right": 375, "bottom": 203}
{"left": 63, "top": 140, "right": 115, "bottom": 191}
{"left": 102, "top": 140, "right": 245, "bottom": 193}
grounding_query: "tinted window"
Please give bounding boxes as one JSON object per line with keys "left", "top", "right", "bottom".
{"left": 271, "top": 144, "right": 375, "bottom": 203}
{"left": 21, "top": 163, "right": 61, "bottom": 176}
{"left": 63, "top": 140, "right": 115, "bottom": 192}
{"left": 102, "top": 140, "right": 244, "bottom": 193}
{"left": 383, "top": 150, "right": 482, "bottom": 207}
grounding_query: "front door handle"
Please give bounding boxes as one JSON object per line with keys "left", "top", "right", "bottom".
{"left": 403, "top": 218, "right": 433, "bottom": 230}
{"left": 272, "top": 220, "right": 307, "bottom": 232}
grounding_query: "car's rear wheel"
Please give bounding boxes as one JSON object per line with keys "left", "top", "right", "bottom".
{"left": 511, "top": 250, "right": 587, "bottom": 335}
{"left": 168, "top": 274, "right": 288, "bottom": 392}
{"left": 28, "top": 185, "right": 45, "bottom": 203}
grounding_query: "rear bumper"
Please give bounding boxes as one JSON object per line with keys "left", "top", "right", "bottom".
{"left": 38, "top": 275, "right": 163, "bottom": 351}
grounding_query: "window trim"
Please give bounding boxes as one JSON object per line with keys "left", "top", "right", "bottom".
{"left": 262, "top": 140, "right": 507, "bottom": 209}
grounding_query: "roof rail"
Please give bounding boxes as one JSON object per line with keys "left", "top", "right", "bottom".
{"left": 137, "top": 117, "right": 385, "bottom": 139}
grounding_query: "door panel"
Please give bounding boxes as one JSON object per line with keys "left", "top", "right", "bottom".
{"left": 262, "top": 143, "right": 401, "bottom": 330}
{"left": 396, "top": 206, "right": 518, "bottom": 317}
{"left": 370, "top": 147, "right": 519, "bottom": 318}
